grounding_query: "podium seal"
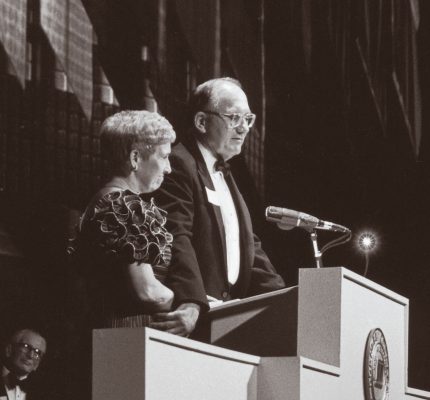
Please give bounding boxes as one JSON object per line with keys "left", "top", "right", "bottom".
{"left": 364, "top": 328, "right": 390, "bottom": 400}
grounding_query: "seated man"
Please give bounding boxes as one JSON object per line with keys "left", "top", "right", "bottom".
{"left": 1, "top": 328, "right": 47, "bottom": 400}
{"left": 152, "top": 77, "right": 285, "bottom": 336}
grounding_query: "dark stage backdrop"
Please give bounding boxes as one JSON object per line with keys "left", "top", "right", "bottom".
{"left": 262, "top": 0, "right": 430, "bottom": 391}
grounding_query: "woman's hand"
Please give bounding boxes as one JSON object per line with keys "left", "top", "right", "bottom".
{"left": 126, "top": 262, "right": 174, "bottom": 312}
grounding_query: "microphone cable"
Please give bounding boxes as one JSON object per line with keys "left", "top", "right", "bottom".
{"left": 320, "top": 230, "right": 352, "bottom": 254}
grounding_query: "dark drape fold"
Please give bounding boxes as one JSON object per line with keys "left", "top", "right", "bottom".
{"left": 40, "top": 0, "right": 93, "bottom": 120}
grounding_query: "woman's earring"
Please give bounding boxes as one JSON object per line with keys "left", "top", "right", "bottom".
{"left": 132, "top": 164, "right": 138, "bottom": 171}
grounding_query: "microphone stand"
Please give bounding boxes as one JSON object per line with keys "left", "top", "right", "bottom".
{"left": 310, "top": 230, "right": 323, "bottom": 268}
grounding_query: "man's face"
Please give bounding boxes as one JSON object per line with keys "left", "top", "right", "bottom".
{"left": 6, "top": 330, "right": 47, "bottom": 377}
{"left": 136, "top": 142, "right": 172, "bottom": 193}
{"left": 203, "top": 83, "right": 252, "bottom": 161}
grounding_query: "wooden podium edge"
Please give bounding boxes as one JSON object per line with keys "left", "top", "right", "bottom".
{"left": 405, "top": 386, "right": 430, "bottom": 399}
{"left": 300, "top": 267, "right": 409, "bottom": 306}
{"left": 299, "top": 356, "right": 341, "bottom": 377}
{"left": 207, "top": 285, "right": 298, "bottom": 316}
{"left": 144, "top": 327, "right": 261, "bottom": 365}
{"left": 340, "top": 267, "right": 409, "bottom": 305}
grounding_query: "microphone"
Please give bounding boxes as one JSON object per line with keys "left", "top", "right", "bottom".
{"left": 265, "top": 206, "right": 350, "bottom": 233}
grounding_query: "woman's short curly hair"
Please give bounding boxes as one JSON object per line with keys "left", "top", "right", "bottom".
{"left": 100, "top": 110, "right": 176, "bottom": 175}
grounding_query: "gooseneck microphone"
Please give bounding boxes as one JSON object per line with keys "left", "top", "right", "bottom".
{"left": 265, "top": 206, "right": 350, "bottom": 233}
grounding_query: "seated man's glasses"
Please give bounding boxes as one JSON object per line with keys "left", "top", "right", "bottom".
{"left": 13, "top": 342, "right": 44, "bottom": 360}
{"left": 203, "top": 110, "right": 256, "bottom": 129}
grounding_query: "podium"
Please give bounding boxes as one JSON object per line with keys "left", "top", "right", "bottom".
{"left": 93, "top": 327, "right": 259, "bottom": 400}
{"left": 192, "top": 285, "right": 298, "bottom": 356}
{"left": 93, "top": 268, "right": 430, "bottom": 400}
{"left": 257, "top": 267, "right": 430, "bottom": 399}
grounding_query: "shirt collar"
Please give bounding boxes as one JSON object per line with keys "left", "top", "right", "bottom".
{"left": 2, "top": 366, "right": 29, "bottom": 381}
{"left": 197, "top": 140, "right": 218, "bottom": 174}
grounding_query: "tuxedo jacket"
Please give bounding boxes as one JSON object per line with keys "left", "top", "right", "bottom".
{"left": 0, "top": 367, "right": 42, "bottom": 400}
{"left": 157, "top": 136, "right": 285, "bottom": 311}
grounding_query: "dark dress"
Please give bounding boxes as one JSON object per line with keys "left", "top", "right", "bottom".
{"left": 75, "top": 187, "right": 172, "bottom": 328}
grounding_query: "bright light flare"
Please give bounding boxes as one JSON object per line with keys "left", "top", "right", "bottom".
{"left": 357, "top": 232, "right": 377, "bottom": 253}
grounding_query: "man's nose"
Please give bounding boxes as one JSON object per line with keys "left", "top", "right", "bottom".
{"left": 24, "top": 350, "right": 35, "bottom": 360}
{"left": 236, "top": 118, "right": 249, "bottom": 134}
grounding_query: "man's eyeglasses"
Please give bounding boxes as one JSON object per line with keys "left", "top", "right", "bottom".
{"left": 13, "top": 342, "right": 44, "bottom": 360}
{"left": 203, "top": 110, "right": 256, "bottom": 129}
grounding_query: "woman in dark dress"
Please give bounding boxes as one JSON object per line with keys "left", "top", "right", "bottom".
{"left": 76, "top": 110, "right": 176, "bottom": 328}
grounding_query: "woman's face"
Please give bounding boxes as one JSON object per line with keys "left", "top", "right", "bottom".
{"left": 136, "top": 142, "right": 172, "bottom": 193}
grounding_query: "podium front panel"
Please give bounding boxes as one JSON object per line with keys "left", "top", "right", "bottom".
{"left": 93, "top": 328, "right": 260, "bottom": 400}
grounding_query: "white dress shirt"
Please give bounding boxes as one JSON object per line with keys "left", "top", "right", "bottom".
{"left": 1, "top": 367, "right": 27, "bottom": 400}
{"left": 197, "top": 142, "right": 240, "bottom": 285}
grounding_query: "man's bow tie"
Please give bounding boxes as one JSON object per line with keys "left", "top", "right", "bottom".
{"left": 6, "top": 374, "right": 30, "bottom": 391}
{"left": 214, "top": 158, "right": 231, "bottom": 177}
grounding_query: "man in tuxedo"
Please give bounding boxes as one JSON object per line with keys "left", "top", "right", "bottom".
{"left": 1, "top": 329, "right": 47, "bottom": 400}
{"left": 152, "top": 77, "right": 285, "bottom": 336}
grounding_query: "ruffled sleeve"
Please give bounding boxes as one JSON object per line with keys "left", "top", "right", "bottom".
{"left": 81, "top": 190, "right": 173, "bottom": 267}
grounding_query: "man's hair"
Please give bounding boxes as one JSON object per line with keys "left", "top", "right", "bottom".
{"left": 3, "top": 327, "right": 45, "bottom": 341}
{"left": 8, "top": 328, "right": 46, "bottom": 344}
{"left": 188, "top": 77, "right": 243, "bottom": 123}
{"left": 100, "top": 110, "right": 176, "bottom": 175}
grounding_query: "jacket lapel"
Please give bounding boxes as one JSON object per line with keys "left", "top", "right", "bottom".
{"left": 184, "top": 138, "right": 228, "bottom": 275}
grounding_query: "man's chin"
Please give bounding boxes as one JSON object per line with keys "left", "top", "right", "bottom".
{"left": 223, "top": 149, "right": 241, "bottom": 161}
{"left": 15, "top": 364, "right": 34, "bottom": 375}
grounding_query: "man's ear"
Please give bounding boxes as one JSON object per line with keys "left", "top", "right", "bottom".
{"left": 5, "top": 343, "right": 12, "bottom": 358}
{"left": 194, "top": 112, "right": 206, "bottom": 133}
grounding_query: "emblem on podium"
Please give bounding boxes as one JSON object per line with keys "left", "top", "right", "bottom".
{"left": 364, "top": 328, "right": 390, "bottom": 400}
